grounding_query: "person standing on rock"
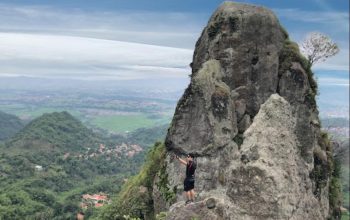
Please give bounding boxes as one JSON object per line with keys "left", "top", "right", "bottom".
{"left": 175, "top": 153, "right": 197, "bottom": 204}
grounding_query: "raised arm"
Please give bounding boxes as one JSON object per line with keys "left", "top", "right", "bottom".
{"left": 176, "top": 155, "right": 187, "bottom": 165}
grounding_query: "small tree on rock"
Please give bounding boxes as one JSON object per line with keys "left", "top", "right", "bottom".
{"left": 300, "top": 32, "right": 340, "bottom": 69}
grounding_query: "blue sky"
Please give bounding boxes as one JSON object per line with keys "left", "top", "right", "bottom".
{"left": 0, "top": 0, "right": 348, "bottom": 115}
{"left": 1, "top": 0, "right": 348, "bottom": 13}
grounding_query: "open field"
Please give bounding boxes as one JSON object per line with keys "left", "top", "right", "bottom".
{"left": 0, "top": 104, "right": 173, "bottom": 134}
{"left": 0, "top": 105, "right": 82, "bottom": 121}
{"left": 0, "top": 87, "right": 176, "bottom": 134}
{"left": 90, "top": 113, "right": 171, "bottom": 133}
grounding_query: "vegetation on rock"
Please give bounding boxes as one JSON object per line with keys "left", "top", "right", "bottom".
{"left": 96, "top": 142, "right": 171, "bottom": 220}
{"left": 278, "top": 39, "right": 318, "bottom": 99}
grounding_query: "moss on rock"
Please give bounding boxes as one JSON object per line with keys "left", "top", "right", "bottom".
{"left": 311, "top": 131, "right": 342, "bottom": 219}
{"left": 156, "top": 159, "right": 177, "bottom": 204}
{"left": 329, "top": 155, "right": 343, "bottom": 219}
{"left": 207, "top": 16, "right": 224, "bottom": 39}
{"left": 278, "top": 39, "right": 318, "bottom": 108}
{"left": 233, "top": 133, "right": 244, "bottom": 148}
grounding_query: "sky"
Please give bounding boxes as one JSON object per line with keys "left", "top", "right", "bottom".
{"left": 0, "top": 0, "right": 348, "bottom": 114}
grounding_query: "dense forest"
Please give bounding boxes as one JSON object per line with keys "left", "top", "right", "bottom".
{"left": 0, "top": 111, "right": 168, "bottom": 219}
{"left": 0, "top": 111, "right": 25, "bottom": 141}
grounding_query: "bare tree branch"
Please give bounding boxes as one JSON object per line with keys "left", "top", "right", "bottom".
{"left": 300, "top": 32, "right": 339, "bottom": 68}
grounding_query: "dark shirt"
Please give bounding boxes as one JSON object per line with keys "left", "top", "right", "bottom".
{"left": 186, "top": 161, "right": 196, "bottom": 179}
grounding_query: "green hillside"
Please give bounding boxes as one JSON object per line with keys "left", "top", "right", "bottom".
{"left": 0, "top": 111, "right": 24, "bottom": 141}
{"left": 7, "top": 111, "right": 99, "bottom": 153}
{"left": 0, "top": 111, "right": 168, "bottom": 219}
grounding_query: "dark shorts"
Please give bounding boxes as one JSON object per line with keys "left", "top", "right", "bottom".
{"left": 184, "top": 177, "right": 195, "bottom": 192}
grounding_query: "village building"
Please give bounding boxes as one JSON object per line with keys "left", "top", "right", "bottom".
{"left": 34, "top": 165, "right": 43, "bottom": 171}
{"left": 80, "top": 193, "right": 109, "bottom": 209}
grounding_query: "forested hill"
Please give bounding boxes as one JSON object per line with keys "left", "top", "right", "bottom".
{"left": 6, "top": 111, "right": 100, "bottom": 152}
{"left": 0, "top": 111, "right": 168, "bottom": 219}
{"left": 0, "top": 111, "right": 24, "bottom": 141}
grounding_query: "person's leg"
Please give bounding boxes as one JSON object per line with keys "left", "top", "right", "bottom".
{"left": 190, "top": 189, "right": 195, "bottom": 201}
{"left": 186, "top": 191, "right": 191, "bottom": 201}
{"left": 184, "top": 179, "right": 190, "bottom": 202}
{"left": 185, "top": 191, "right": 191, "bottom": 204}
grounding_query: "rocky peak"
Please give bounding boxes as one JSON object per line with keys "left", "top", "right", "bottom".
{"left": 101, "top": 2, "right": 340, "bottom": 220}
{"left": 159, "top": 1, "right": 336, "bottom": 219}
{"left": 166, "top": 1, "right": 316, "bottom": 159}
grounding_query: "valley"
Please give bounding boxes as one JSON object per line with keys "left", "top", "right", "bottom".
{"left": 0, "top": 77, "right": 183, "bottom": 134}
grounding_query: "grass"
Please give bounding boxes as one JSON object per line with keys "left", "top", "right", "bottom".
{"left": 90, "top": 114, "right": 171, "bottom": 133}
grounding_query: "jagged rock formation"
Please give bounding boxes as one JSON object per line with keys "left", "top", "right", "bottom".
{"left": 165, "top": 95, "right": 327, "bottom": 219}
{"left": 156, "top": 2, "right": 338, "bottom": 220}
{"left": 100, "top": 2, "right": 341, "bottom": 220}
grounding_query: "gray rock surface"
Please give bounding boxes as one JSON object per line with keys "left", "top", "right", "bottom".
{"left": 156, "top": 1, "right": 332, "bottom": 219}
{"left": 164, "top": 95, "right": 328, "bottom": 219}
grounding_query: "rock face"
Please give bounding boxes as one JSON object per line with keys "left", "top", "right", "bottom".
{"left": 156, "top": 1, "right": 334, "bottom": 220}
{"left": 165, "top": 95, "right": 325, "bottom": 220}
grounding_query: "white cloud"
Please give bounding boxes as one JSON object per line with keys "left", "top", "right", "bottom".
{"left": 0, "top": 3, "right": 203, "bottom": 48}
{"left": 312, "top": 48, "right": 349, "bottom": 71}
{"left": 274, "top": 8, "right": 349, "bottom": 32}
{"left": 0, "top": 4, "right": 199, "bottom": 80}
{"left": 0, "top": 33, "right": 193, "bottom": 80}
{"left": 318, "top": 77, "right": 349, "bottom": 86}
{"left": 0, "top": 4, "right": 348, "bottom": 81}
